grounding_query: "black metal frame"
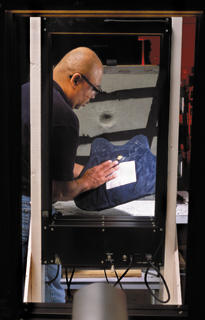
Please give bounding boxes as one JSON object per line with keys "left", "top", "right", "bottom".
{"left": 40, "top": 17, "right": 171, "bottom": 269}
{"left": 1, "top": 5, "right": 204, "bottom": 319}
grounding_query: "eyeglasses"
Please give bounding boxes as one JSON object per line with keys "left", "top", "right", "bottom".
{"left": 69, "top": 73, "right": 106, "bottom": 94}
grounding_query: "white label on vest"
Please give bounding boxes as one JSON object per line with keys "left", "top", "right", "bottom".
{"left": 106, "top": 161, "right": 136, "bottom": 190}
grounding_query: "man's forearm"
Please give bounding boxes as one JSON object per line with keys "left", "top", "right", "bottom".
{"left": 52, "top": 178, "right": 89, "bottom": 202}
{"left": 52, "top": 160, "right": 119, "bottom": 202}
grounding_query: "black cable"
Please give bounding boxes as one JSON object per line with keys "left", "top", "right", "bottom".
{"left": 45, "top": 264, "right": 60, "bottom": 285}
{"left": 104, "top": 268, "right": 109, "bottom": 283}
{"left": 113, "top": 266, "right": 130, "bottom": 287}
{"left": 113, "top": 255, "right": 133, "bottom": 287}
{"left": 104, "top": 267, "right": 123, "bottom": 289}
{"left": 114, "top": 269, "right": 123, "bottom": 290}
{"left": 65, "top": 267, "right": 75, "bottom": 301}
{"left": 144, "top": 260, "right": 170, "bottom": 304}
{"left": 143, "top": 231, "right": 170, "bottom": 303}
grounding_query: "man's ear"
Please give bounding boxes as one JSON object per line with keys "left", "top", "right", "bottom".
{"left": 71, "top": 73, "right": 81, "bottom": 86}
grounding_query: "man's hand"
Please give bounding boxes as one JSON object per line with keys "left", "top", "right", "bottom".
{"left": 80, "top": 160, "right": 119, "bottom": 191}
{"left": 52, "top": 160, "right": 119, "bottom": 202}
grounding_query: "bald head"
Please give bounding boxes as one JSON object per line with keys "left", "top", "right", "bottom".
{"left": 53, "top": 47, "right": 103, "bottom": 108}
{"left": 54, "top": 47, "right": 103, "bottom": 80}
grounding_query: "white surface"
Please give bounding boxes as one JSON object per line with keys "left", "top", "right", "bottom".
{"left": 75, "top": 66, "right": 159, "bottom": 156}
{"left": 106, "top": 161, "right": 136, "bottom": 190}
{"left": 54, "top": 196, "right": 188, "bottom": 219}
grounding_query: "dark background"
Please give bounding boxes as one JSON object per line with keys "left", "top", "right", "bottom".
{"left": 1, "top": 1, "right": 204, "bottom": 319}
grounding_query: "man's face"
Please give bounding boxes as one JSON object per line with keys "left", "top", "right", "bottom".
{"left": 73, "top": 68, "right": 103, "bottom": 109}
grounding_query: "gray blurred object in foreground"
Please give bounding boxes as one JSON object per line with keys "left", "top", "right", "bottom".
{"left": 72, "top": 283, "right": 128, "bottom": 320}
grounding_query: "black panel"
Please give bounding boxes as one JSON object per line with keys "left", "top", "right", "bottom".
{"left": 43, "top": 216, "right": 164, "bottom": 268}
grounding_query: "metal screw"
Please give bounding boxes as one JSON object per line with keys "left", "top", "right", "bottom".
{"left": 122, "top": 254, "right": 127, "bottom": 262}
{"left": 106, "top": 253, "right": 114, "bottom": 264}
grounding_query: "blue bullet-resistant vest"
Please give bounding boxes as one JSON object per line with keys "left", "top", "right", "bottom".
{"left": 74, "top": 135, "right": 156, "bottom": 211}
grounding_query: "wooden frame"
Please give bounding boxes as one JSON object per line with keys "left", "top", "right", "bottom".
{"left": 27, "top": 13, "right": 181, "bottom": 306}
{"left": 161, "top": 17, "right": 182, "bottom": 305}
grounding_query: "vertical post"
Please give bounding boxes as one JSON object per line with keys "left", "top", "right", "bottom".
{"left": 30, "top": 17, "right": 43, "bottom": 302}
{"left": 161, "top": 17, "right": 183, "bottom": 305}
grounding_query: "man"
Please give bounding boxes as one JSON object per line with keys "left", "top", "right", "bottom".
{"left": 51, "top": 47, "right": 119, "bottom": 202}
{"left": 21, "top": 47, "right": 118, "bottom": 302}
